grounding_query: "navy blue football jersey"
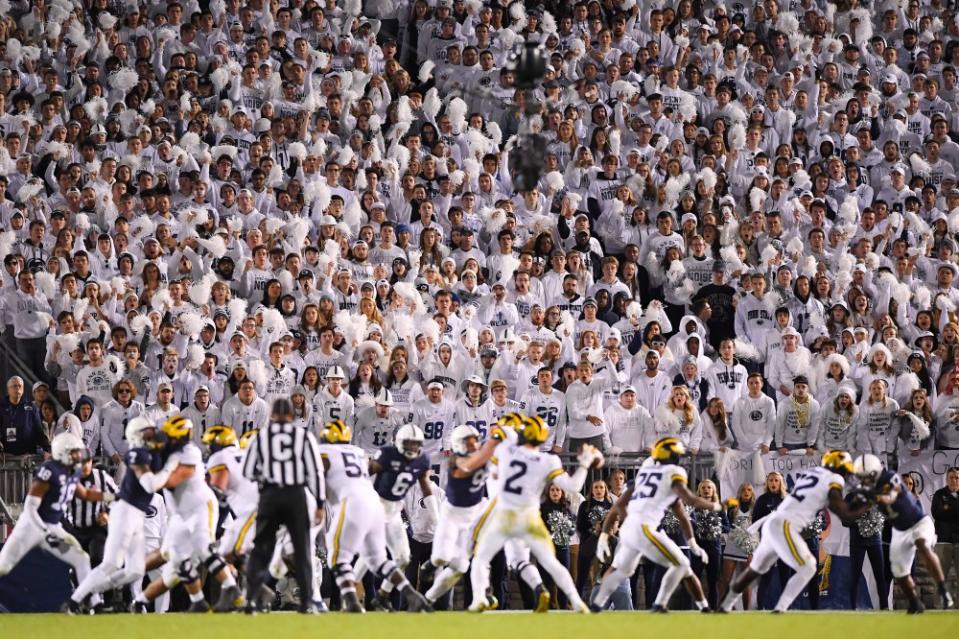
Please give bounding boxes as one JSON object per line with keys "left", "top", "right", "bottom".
{"left": 33, "top": 460, "right": 80, "bottom": 524}
{"left": 876, "top": 470, "right": 925, "bottom": 531}
{"left": 120, "top": 447, "right": 158, "bottom": 512}
{"left": 444, "top": 458, "right": 488, "bottom": 508}
{"left": 372, "top": 446, "right": 430, "bottom": 502}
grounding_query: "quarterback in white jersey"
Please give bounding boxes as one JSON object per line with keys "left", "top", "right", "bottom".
{"left": 469, "top": 415, "right": 603, "bottom": 613}
{"left": 203, "top": 425, "right": 260, "bottom": 611}
{"left": 720, "top": 450, "right": 868, "bottom": 613}
{"left": 316, "top": 419, "right": 432, "bottom": 613}
{"left": 592, "top": 437, "right": 726, "bottom": 613}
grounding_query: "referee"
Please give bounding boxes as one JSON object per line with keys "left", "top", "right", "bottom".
{"left": 242, "top": 398, "right": 326, "bottom": 614}
{"left": 65, "top": 450, "right": 118, "bottom": 569}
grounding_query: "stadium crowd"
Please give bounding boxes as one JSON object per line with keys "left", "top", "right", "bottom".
{"left": 0, "top": 0, "right": 958, "bottom": 613}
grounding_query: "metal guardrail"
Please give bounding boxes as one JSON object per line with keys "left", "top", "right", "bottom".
{"left": 1, "top": 335, "right": 68, "bottom": 415}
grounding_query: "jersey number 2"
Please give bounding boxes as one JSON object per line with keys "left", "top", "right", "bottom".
{"left": 791, "top": 473, "right": 819, "bottom": 502}
{"left": 503, "top": 460, "right": 527, "bottom": 495}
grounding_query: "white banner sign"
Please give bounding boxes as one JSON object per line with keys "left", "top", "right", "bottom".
{"left": 896, "top": 449, "right": 959, "bottom": 511}
{"left": 718, "top": 450, "right": 821, "bottom": 499}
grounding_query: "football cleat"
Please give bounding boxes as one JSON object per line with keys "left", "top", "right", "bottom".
{"left": 60, "top": 599, "right": 84, "bottom": 615}
{"left": 403, "top": 586, "right": 434, "bottom": 613}
{"left": 908, "top": 598, "right": 926, "bottom": 614}
{"left": 342, "top": 591, "right": 365, "bottom": 613}
{"left": 572, "top": 600, "right": 591, "bottom": 614}
{"left": 130, "top": 601, "right": 149, "bottom": 614}
{"left": 213, "top": 584, "right": 243, "bottom": 612}
{"left": 534, "top": 584, "right": 550, "bottom": 613}
{"left": 370, "top": 591, "right": 394, "bottom": 612}
{"left": 650, "top": 604, "right": 668, "bottom": 613}
{"left": 188, "top": 600, "right": 211, "bottom": 613}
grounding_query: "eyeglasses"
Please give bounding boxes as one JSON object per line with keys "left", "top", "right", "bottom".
{"left": 118, "top": 389, "right": 131, "bottom": 394}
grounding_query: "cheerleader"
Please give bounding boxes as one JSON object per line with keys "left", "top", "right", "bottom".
{"left": 690, "top": 479, "right": 729, "bottom": 609}
{"left": 720, "top": 483, "right": 757, "bottom": 611}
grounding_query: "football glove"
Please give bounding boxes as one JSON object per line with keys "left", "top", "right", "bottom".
{"left": 689, "top": 540, "right": 708, "bottom": 565}
{"left": 596, "top": 532, "right": 611, "bottom": 563}
{"left": 577, "top": 444, "right": 603, "bottom": 469}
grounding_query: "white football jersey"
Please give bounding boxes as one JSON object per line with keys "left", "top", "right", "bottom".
{"left": 207, "top": 446, "right": 259, "bottom": 514}
{"left": 318, "top": 443, "right": 376, "bottom": 504}
{"left": 165, "top": 443, "right": 215, "bottom": 513}
{"left": 778, "top": 466, "right": 845, "bottom": 528}
{"left": 490, "top": 442, "right": 565, "bottom": 509}
{"left": 625, "top": 463, "right": 687, "bottom": 526}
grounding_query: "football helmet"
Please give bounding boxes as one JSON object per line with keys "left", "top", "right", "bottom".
{"left": 519, "top": 415, "right": 549, "bottom": 445}
{"left": 853, "top": 453, "right": 882, "bottom": 482}
{"left": 320, "top": 419, "right": 352, "bottom": 444}
{"left": 202, "top": 425, "right": 238, "bottom": 452}
{"left": 650, "top": 437, "right": 686, "bottom": 464}
{"left": 822, "top": 450, "right": 854, "bottom": 476}
{"left": 497, "top": 412, "right": 524, "bottom": 431}
{"left": 239, "top": 429, "right": 258, "bottom": 450}
{"left": 125, "top": 417, "right": 158, "bottom": 449}
{"left": 395, "top": 424, "right": 426, "bottom": 459}
{"left": 51, "top": 432, "right": 85, "bottom": 468}
{"left": 450, "top": 424, "right": 480, "bottom": 455}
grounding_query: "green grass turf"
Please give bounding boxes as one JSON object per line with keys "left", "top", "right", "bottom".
{"left": 3, "top": 611, "right": 959, "bottom": 639}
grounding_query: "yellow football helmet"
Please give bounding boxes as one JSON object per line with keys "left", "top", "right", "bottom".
{"left": 201, "top": 425, "right": 238, "bottom": 451}
{"left": 320, "top": 419, "right": 352, "bottom": 444}
{"left": 519, "top": 415, "right": 549, "bottom": 445}
{"left": 822, "top": 450, "right": 854, "bottom": 476}
{"left": 650, "top": 437, "right": 686, "bottom": 464}
{"left": 239, "top": 429, "right": 258, "bottom": 450}
{"left": 161, "top": 415, "right": 194, "bottom": 442}
{"left": 497, "top": 412, "right": 524, "bottom": 431}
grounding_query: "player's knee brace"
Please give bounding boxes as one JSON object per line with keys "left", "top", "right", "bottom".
{"left": 203, "top": 552, "right": 228, "bottom": 576}
{"left": 177, "top": 559, "right": 197, "bottom": 582}
{"left": 375, "top": 559, "right": 398, "bottom": 581}
{"left": 509, "top": 559, "right": 532, "bottom": 576}
{"left": 332, "top": 563, "right": 356, "bottom": 589}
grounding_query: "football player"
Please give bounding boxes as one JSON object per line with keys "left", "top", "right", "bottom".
{"left": 132, "top": 416, "right": 236, "bottom": 613}
{"left": 203, "top": 424, "right": 260, "bottom": 612}
{"left": 317, "top": 419, "right": 432, "bottom": 613}
{"left": 719, "top": 450, "right": 869, "bottom": 613}
{"left": 362, "top": 423, "right": 436, "bottom": 609}
{"left": 0, "top": 433, "right": 112, "bottom": 608}
{"left": 591, "top": 437, "right": 728, "bottom": 612}
{"left": 424, "top": 424, "right": 498, "bottom": 606}
{"left": 66, "top": 418, "right": 176, "bottom": 613}
{"left": 854, "top": 454, "right": 955, "bottom": 612}
{"left": 469, "top": 415, "right": 602, "bottom": 613}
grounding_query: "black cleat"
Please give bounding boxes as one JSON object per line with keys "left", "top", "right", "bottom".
{"left": 403, "top": 586, "right": 434, "bottom": 613}
{"left": 312, "top": 600, "right": 329, "bottom": 613}
{"left": 941, "top": 589, "right": 954, "bottom": 610}
{"left": 60, "top": 599, "right": 84, "bottom": 615}
{"left": 907, "top": 598, "right": 926, "bottom": 615}
{"left": 214, "top": 585, "right": 243, "bottom": 612}
{"left": 188, "top": 599, "right": 211, "bottom": 613}
{"left": 650, "top": 604, "right": 668, "bottom": 613}
{"left": 342, "top": 591, "right": 365, "bottom": 613}
{"left": 91, "top": 603, "right": 111, "bottom": 615}
{"left": 370, "top": 590, "right": 395, "bottom": 612}
{"left": 700, "top": 607, "right": 712, "bottom": 613}
{"left": 589, "top": 601, "right": 603, "bottom": 613}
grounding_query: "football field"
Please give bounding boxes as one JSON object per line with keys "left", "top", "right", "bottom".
{"left": 4, "top": 611, "right": 959, "bottom": 639}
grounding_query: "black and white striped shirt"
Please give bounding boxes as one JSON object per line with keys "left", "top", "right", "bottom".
{"left": 68, "top": 468, "right": 118, "bottom": 529}
{"left": 242, "top": 421, "right": 326, "bottom": 502}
